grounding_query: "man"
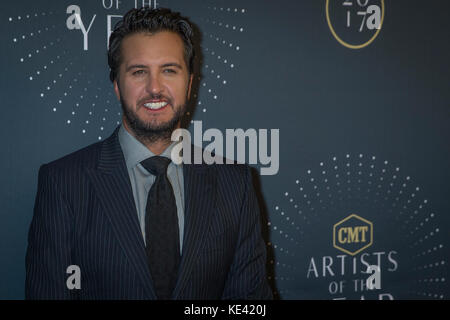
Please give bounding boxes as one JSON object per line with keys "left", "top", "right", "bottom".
{"left": 25, "top": 7, "right": 272, "bottom": 300}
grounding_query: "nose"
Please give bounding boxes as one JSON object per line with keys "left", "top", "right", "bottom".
{"left": 147, "top": 73, "right": 163, "bottom": 96}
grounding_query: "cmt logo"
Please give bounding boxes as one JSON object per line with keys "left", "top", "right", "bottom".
{"left": 333, "top": 214, "right": 373, "bottom": 256}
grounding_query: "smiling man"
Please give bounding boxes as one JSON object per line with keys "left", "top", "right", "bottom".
{"left": 25, "top": 7, "right": 272, "bottom": 300}
{"left": 114, "top": 30, "right": 193, "bottom": 154}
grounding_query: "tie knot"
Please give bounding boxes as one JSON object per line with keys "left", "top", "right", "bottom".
{"left": 140, "top": 156, "right": 171, "bottom": 176}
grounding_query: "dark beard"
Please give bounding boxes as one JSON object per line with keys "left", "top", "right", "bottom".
{"left": 120, "top": 96, "right": 186, "bottom": 144}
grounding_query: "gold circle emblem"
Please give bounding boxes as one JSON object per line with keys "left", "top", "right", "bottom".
{"left": 326, "top": 0, "right": 385, "bottom": 49}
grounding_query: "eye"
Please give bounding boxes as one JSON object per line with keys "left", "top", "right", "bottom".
{"left": 132, "top": 69, "right": 146, "bottom": 76}
{"left": 163, "top": 68, "right": 177, "bottom": 74}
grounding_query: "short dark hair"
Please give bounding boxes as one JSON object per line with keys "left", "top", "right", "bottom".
{"left": 108, "top": 7, "right": 195, "bottom": 82}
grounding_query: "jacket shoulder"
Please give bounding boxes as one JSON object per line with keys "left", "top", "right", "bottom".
{"left": 213, "top": 162, "right": 254, "bottom": 198}
{"left": 43, "top": 139, "right": 104, "bottom": 174}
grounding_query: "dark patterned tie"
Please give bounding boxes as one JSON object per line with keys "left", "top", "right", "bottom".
{"left": 140, "top": 156, "right": 180, "bottom": 300}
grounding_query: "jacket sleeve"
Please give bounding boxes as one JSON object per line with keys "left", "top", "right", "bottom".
{"left": 221, "top": 166, "right": 273, "bottom": 300}
{"left": 25, "top": 164, "right": 77, "bottom": 300}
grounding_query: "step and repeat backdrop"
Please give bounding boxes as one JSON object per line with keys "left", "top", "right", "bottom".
{"left": 1, "top": 0, "right": 449, "bottom": 299}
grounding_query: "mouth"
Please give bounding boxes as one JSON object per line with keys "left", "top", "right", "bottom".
{"left": 142, "top": 100, "right": 169, "bottom": 112}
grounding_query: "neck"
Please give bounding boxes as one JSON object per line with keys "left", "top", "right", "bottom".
{"left": 143, "top": 139, "right": 172, "bottom": 155}
{"left": 122, "top": 121, "right": 177, "bottom": 155}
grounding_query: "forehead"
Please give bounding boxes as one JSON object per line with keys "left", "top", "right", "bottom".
{"left": 120, "top": 31, "right": 185, "bottom": 65}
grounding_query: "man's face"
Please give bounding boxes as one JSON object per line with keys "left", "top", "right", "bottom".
{"left": 114, "top": 31, "right": 193, "bottom": 141}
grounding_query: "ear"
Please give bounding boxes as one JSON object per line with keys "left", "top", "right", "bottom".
{"left": 113, "top": 79, "right": 121, "bottom": 101}
{"left": 187, "top": 74, "right": 194, "bottom": 100}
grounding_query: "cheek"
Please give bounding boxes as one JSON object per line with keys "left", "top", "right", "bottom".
{"left": 121, "top": 81, "right": 145, "bottom": 103}
{"left": 170, "top": 80, "right": 190, "bottom": 101}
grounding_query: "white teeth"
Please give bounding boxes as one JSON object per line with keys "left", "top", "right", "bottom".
{"left": 144, "top": 101, "right": 168, "bottom": 109}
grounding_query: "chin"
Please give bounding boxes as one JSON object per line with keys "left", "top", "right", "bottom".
{"left": 143, "top": 117, "right": 172, "bottom": 128}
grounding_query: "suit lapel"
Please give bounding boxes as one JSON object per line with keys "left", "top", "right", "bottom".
{"left": 172, "top": 161, "right": 217, "bottom": 299}
{"left": 86, "top": 127, "right": 156, "bottom": 299}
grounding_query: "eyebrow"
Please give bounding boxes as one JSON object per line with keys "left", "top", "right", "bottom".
{"left": 126, "top": 64, "right": 148, "bottom": 71}
{"left": 126, "top": 63, "right": 184, "bottom": 72}
{"left": 161, "top": 63, "right": 183, "bottom": 69}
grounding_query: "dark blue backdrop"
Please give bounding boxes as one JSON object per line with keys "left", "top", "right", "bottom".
{"left": 1, "top": 0, "right": 449, "bottom": 299}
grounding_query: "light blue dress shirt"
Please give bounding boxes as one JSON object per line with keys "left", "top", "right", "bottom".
{"left": 118, "top": 125, "right": 185, "bottom": 253}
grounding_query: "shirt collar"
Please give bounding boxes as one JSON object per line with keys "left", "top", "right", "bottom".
{"left": 118, "top": 124, "right": 179, "bottom": 170}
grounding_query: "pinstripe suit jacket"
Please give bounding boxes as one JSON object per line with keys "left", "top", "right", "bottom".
{"left": 25, "top": 127, "right": 272, "bottom": 300}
